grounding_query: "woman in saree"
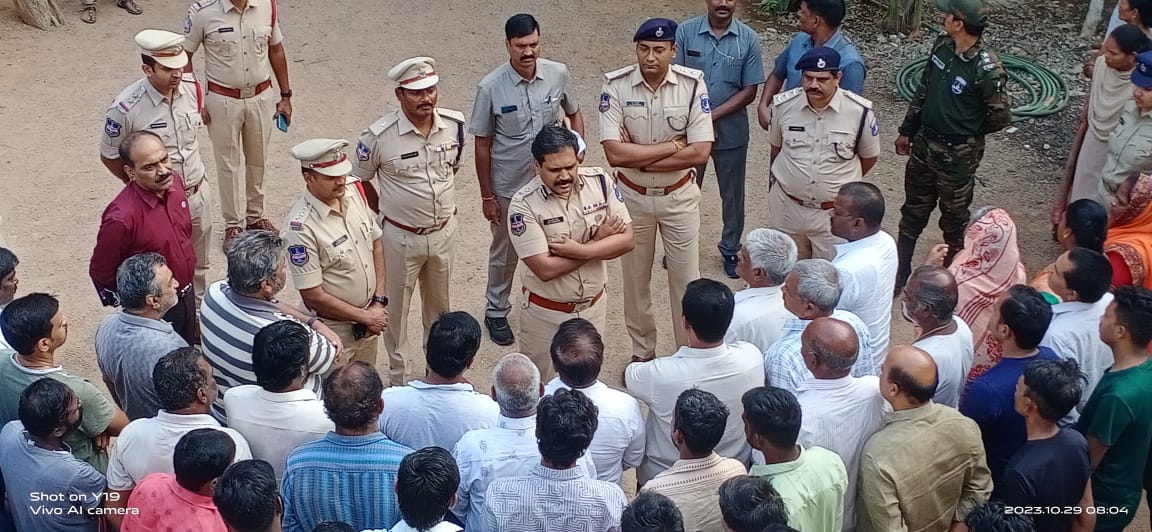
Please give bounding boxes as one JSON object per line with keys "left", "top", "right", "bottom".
{"left": 1053, "top": 23, "right": 1149, "bottom": 227}
{"left": 1106, "top": 172, "right": 1152, "bottom": 288}
{"left": 926, "top": 207, "right": 1026, "bottom": 381}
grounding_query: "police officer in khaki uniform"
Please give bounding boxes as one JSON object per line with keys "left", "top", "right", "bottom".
{"left": 600, "top": 18, "right": 714, "bottom": 359}
{"left": 509, "top": 126, "right": 634, "bottom": 377}
{"left": 100, "top": 30, "right": 214, "bottom": 304}
{"left": 768, "top": 46, "right": 880, "bottom": 260}
{"left": 282, "top": 139, "right": 389, "bottom": 368}
{"left": 351, "top": 57, "right": 465, "bottom": 386}
{"left": 183, "top": 0, "right": 294, "bottom": 249}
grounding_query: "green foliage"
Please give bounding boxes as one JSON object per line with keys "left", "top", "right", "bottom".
{"left": 758, "top": 0, "right": 791, "bottom": 15}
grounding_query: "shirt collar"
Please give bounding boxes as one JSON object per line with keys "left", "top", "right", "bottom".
{"left": 257, "top": 388, "right": 320, "bottom": 403}
{"left": 631, "top": 65, "right": 678, "bottom": 90}
{"left": 530, "top": 463, "right": 587, "bottom": 481}
{"left": 117, "top": 310, "right": 178, "bottom": 334}
{"left": 503, "top": 61, "right": 543, "bottom": 84}
{"left": 141, "top": 79, "right": 170, "bottom": 105}
{"left": 388, "top": 521, "right": 463, "bottom": 532}
{"left": 734, "top": 285, "right": 782, "bottom": 302}
{"left": 130, "top": 181, "right": 166, "bottom": 208}
{"left": 781, "top": 317, "right": 810, "bottom": 333}
{"left": 696, "top": 19, "right": 736, "bottom": 38}
{"left": 165, "top": 475, "right": 217, "bottom": 508}
{"left": 670, "top": 452, "right": 726, "bottom": 471}
{"left": 395, "top": 109, "right": 447, "bottom": 137}
{"left": 222, "top": 284, "right": 281, "bottom": 316}
{"left": 497, "top": 414, "right": 536, "bottom": 430}
{"left": 223, "top": 0, "right": 258, "bottom": 13}
{"left": 834, "top": 231, "right": 886, "bottom": 255}
{"left": 810, "top": 28, "right": 847, "bottom": 49}
{"left": 7, "top": 353, "right": 61, "bottom": 375}
{"left": 801, "top": 374, "right": 855, "bottom": 390}
{"left": 884, "top": 401, "right": 935, "bottom": 423}
{"left": 156, "top": 411, "right": 222, "bottom": 426}
{"left": 808, "top": 87, "right": 844, "bottom": 113}
{"left": 303, "top": 190, "right": 353, "bottom": 219}
{"left": 754, "top": 446, "right": 808, "bottom": 475}
{"left": 407, "top": 380, "right": 479, "bottom": 392}
{"left": 324, "top": 432, "right": 393, "bottom": 446}
{"left": 674, "top": 344, "right": 728, "bottom": 359}
{"left": 1051, "top": 300, "right": 1097, "bottom": 315}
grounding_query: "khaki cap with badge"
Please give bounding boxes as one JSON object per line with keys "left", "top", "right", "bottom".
{"left": 291, "top": 139, "right": 354, "bottom": 177}
{"left": 388, "top": 57, "right": 440, "bottom": 90}
{"left": 135, "top": 29, "right": 189, "bottom": 70}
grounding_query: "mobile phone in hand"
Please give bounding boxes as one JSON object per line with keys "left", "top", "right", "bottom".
{"left": 275, "top": 113, "right": 289, "bottom": 132}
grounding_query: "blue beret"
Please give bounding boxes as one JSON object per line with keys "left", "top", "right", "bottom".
{"left": 633, "top": 18, "right": 677, "bottom": 42}
{"left": 795, "top": 46, "right": 841, "bottom": 72}
{"left": 1135, "top": 50, "right": 1152, "bottom": 89}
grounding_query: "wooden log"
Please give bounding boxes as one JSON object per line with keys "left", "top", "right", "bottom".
{"left": 1080, "top": 0, "right": 1106, "bottom": 37}
{"left": 11, "top": 0, "right": 66, "bottom": 30}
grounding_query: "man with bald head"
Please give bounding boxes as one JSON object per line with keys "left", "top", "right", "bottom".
{"left": 453, "top": 353, "right": 595, "bottom": 531}
{"left": 901, "top": 265, "right": 973, "bottom": 407}
{"left": 857, "top": 346, "right": 991, "bottom": 532}
{"left": 796, "top": 317, "right": 885, "bottom": 531}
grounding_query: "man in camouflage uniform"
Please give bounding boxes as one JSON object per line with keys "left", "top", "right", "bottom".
{"left": 893, "top": 0, "right": 1012, "bottom": 291}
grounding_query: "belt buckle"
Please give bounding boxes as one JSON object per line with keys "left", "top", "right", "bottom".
{"left": 645, "top": 186, "right": 666, "bottom": 197}
{"left": 572, "top": 300, "right": 592, "bottom": 313}
{"left": 239, "top": 86, "right": 256, "bottom": 99}
{"left": 802, "top": 199, "right": 821, "bottom": 209}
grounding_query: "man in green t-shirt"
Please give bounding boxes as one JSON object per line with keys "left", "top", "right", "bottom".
{"left": 1077, "top": 285, "right": 1152, "bottom": 530}
{"left": 0, "top": 293, "right": 128, "bottom": 473}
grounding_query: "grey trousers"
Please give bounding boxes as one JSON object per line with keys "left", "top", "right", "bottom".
{"left": 695, "top": 144, "right": 748, "bottom": 257}
{"left": 485, "top": 195, "right": 517, "bottom": 319}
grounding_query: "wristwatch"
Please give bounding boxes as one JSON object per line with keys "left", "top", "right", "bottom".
{"left": 280, "top": 89, "right": 293, "bottom": 98}
{"left": 371, "top": 295, "right": 389, "bottom": 306}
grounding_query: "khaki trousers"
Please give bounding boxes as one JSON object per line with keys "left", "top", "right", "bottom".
{"left": 380, "top": 216, "right": 455, "bottom": 387}
{"left": 517, "top": 291, "right": 608, "bottom": 381}
{"left": 204, "top": 89, "right": 274, "bottom": 229}
{"left": 324, "top": 320, "right": 380, "bottom": 370}
{"left": 186, "top": 181, "right": 214, "bottom": 306}
{"left": 619, "top": 182, "right": 701, "bottom": 359}
{"left": 767, "top": 185, "right": 840, "bottom": 260}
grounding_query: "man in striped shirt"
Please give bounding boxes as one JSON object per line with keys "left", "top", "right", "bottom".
{"left": 200, "top": 230, "right": 340, "bottom": 420}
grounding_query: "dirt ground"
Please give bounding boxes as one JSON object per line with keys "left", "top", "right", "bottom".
{"left": 0, "top": 0, "right": 1145, "bottom": 527}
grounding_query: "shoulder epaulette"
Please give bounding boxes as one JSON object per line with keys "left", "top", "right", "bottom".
{"left": 842, "top": 90, "right": 873, "bottom": 110}
{"left": 670, "top": 64, "right": 705, "bottom": 80}
{"left": 114, "top": 84, "right": 148, "bottom": 114}
{"left": 367, "top": 111, "right": 401, "bottom": 137}
{"left": 436, "top": 108, "right": 465, "bottom": 124}
{"left": 578, "top": 166, "right": 608, "bottom": 177}
{"left": 187, "top": 0, "right": 217, "bottom": 14}
{"left": 604, "top": 64, "right": 636, "bottom": 82}
{"left": 773, "top": 87, "right": 804, "bottom": 106}
{"left": 287, "top": 203, "right": 312, "bottom": 231}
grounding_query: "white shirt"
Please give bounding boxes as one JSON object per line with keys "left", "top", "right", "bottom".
{"left": 833, "top": 231, "right": 898, "bottom": 365}
{"left": 221, "top": 385, "right": 333, "bottom": 482}
{"left": 362, "top": 520, "right": 462, "bottom": 532}
{"left": 912, "top": 316, "right": 974, "bottom": 408}
{"left": 625, "top": 342, "right": 765, "bottom": 484}
{"left": 797, "top": 375, "right": 887, "bottom": 532}
{"left": 1040, "top": 294, "right": 1115, "bottom": 420}
{"left": 378, "top": 381, "right": 499, "bottom": 451}
{"left": 0, "top": 303, "right": 9, "bottom": 351}
{"left": 725, "top": 285, "right": 794, "bottom": 355}
{"left": 543, "top": 378, "right": 646, "bottom": 484}
{"left": 452, "top": 415, "right": 596, "bottom": 532}
{"left": 105, "top": 411, "right": 252, "bottom": 490}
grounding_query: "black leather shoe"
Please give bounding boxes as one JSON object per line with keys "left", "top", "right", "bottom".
{"left": 723, "top": 255, "right": 739, "bottom": 279}
{"left": 485, "top": 317, "right": 515, "bottom": 346}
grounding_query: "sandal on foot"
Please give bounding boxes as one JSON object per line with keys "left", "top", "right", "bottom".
{"left": 80, "top": 5, "right": 96, "bottom": 23}
{"left": 116, "top": 0, "right": 142, "bottom": 15}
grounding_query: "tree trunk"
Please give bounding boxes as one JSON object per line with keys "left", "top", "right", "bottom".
{"left": 882, "top": 0, "right": 923, "bottom": 35}
{"left": 1080, "top": 0, "right": 1106, "bottom": 37}
{"left": 11, "top": 0, "right": 66, "bottom": 30}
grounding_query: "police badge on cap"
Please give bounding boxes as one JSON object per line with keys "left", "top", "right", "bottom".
{"left": 795, "top": 46, "right": 842, "bottom": 72}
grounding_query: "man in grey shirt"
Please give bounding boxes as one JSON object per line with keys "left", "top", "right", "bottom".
{"left": 470, "top": 13, "right": 584, "bottom": 346}
{"left": 95, "top": 253, "right": 188, "bottom": 420}
{"left": 675, "top": 1, "right": 765, "bottom": 278}
{"left": 0, "top": 378, "right": 106, "bottom": 532}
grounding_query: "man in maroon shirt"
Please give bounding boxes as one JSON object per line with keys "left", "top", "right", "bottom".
{"left": 90, "top": 130, "right": 199, "bottom": 343}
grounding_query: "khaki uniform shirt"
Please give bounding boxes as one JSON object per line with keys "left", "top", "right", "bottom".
{"left": 599, "top": 64, "right": 714, "bottom": 186}
{"left": 282, "top": 191, "right": 382, "bottom": 309}
{"left": 350, "top": 108, "right": 465, "bottom": 227}
{"left": 768, "top": 87, "right": 881, "bottom": 204}
{"left": 101, "top": 76, "right": 206, "bottom": 187}
{"left": 469, "top": 59, "right": 581, "bottom": 197}
{"left": 508, "top": 167, "right": 631, "bottom": 302}
{"left": 1101, "top": 101, "right": 1152, "bottom": 198}
{"left": 183, "top": 0, "right": 284, "bottom": 89}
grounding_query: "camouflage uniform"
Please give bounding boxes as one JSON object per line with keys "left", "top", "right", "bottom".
{"left": 895, "top": 31, "right": 1012, "bottom": 286}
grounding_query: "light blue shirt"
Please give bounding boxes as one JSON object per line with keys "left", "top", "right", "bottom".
{"left": 764, "top": 309, "right": 877, "bottom": 393}
{"left": 675, "top": 16, "right": 766, "bottom": 149}
{"left": 772, "top": 29, "right": 866, "bottom": 95}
